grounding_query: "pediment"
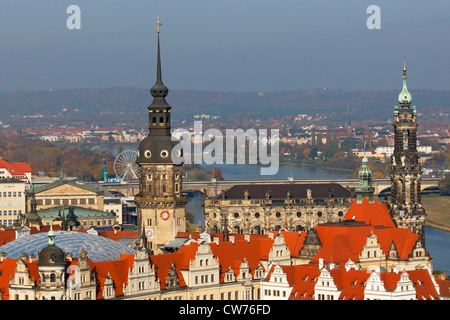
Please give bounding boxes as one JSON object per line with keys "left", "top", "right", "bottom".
{"left": 38, "top": 183, "right": 99, "bottom": 196}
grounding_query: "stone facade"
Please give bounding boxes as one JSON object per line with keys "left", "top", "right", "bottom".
{"left": 27, "top": 180, "right": 104, "bottom": 212}
{"left": 204, "top": 183, "right": 353, "bottom": 235}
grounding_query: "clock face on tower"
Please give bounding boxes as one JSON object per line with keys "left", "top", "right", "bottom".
{"left": 160, "top": 210, "right": 170, "bottom": 221}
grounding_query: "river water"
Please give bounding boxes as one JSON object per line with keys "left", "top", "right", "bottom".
{"left": 188, "top": 164, "right": 450, "bottom": 273}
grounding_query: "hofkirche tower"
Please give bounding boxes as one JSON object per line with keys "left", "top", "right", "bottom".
{"left": 134, "top": 19, "right": 187, "bottom": 254}
{"left": 389, "top": 63, "right": 426, "bottom": 241}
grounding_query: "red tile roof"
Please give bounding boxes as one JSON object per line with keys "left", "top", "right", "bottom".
{"left": 330, "top": 268, "right": 370, "bottom": 300}
{"left": 344, "top": 197, "right": 395, "bottom": 228}
{"left": 209, "top": 237, "right": 273, "bottom": 277}
{"left": 436, "top": 278, "right": 450, "bottom": 298}
{"left": 0, "top": 258, "right": 39, "bottom": 300}
{"left": 407, "top": 269, "right": 440, "bottom": 300}
{"left": 90, "top": 254, "right": 135, "bottom": 299}
{"left": 0, "top": 158, "right": 31, "bottom": 180}
{"left": 273, "top": 264, "right": 441, "bottom": 300}
{"left": 282, "top": 264, "right": 320, "bottom": 300}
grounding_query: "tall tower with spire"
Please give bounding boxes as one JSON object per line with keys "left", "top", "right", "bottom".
{"left": 389, "top": 63, "right": 425, "bottom": 241}
{"left": 134, "top": 18, "right": 187, "bottom": 254}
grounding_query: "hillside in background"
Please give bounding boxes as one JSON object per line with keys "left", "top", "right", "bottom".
{"left": 1, "top": 87, "right": 449, "bottom": 123}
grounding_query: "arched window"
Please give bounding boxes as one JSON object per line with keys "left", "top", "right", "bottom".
{"left": 50, "top": 273, "right": 56, "bottom": 282}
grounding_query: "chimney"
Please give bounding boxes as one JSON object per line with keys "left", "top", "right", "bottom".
{"left": 213, "top": 237, "right": 219, "bottom": 245}
{"left": 318, "top": 258, "right": 324, "bottom": 269}
{"left": 229, "top": 235, "right": 235, "bottom": 244}
{"left": 66, "top": 253, "right": 73, "bottom": 261}
{"left": 20, "top": 253, "right": 27, "bottom": 260}
{"left": 0, "top": 253, "right": 6, "bottom": 262}
{"left": 244, "top": 234, "right": 250, "bottom": 243}
{"left": 29, "top": 254, "right": 36, "bottom": 263}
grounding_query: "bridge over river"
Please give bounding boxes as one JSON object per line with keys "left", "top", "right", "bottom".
{"left": 183, "top": 177, "right": 441, "bottom": 197}
{"left": 97, "top": 177, "right": 441, "bottom": 198}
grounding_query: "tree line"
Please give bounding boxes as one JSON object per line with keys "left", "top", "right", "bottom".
{"left": 0, "top": 134, "right": 115, "bottom": 181}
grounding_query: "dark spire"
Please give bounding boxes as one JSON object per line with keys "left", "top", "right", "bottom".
{"left": 150, "top": 17, "right": 169, "bottom": 99}
{"left": 222, "top": 213, "right": 230, "bottom": 242}
{"left": 146, "top": 16, "right": 172, "bottom": 136}
{"left": 26, "top": 185, "right": 42, "bottom": 226}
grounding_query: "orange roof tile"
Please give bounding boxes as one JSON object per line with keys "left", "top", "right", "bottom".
{"left": 280, "top": 264, "right": 320, "bottom": 300}
{"left": 344, "top": 197, "right": 395, "bottom": 228}
{"left": 312, "top": 224, "right": 374, "bottom": 264}
{"left": 436, "top": 278, "right": 450, "bottom": 298}
{"left": 90, "top": 254, "right": 135, "bottom": 299}
{"left": 407, "top": 269, "right": 440, "bottom": 300}
{"left": 210, "top": 238, "right": 274, "bottom": 277}
{"left": 0, "top": 258, "right": 39, "bottom": 300}
{"left": 330, "top": 268, "right": 370, "bottom": 300}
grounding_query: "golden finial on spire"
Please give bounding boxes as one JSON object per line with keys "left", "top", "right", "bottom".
{"left": 157, "top": 15, "right": 162, "bottom": 33}
{"left": 403, "top": 61, "right": 406, "bottom": 72}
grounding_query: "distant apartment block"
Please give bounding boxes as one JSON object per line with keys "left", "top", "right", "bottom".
{"left": 376, "top": 146, "right": 432, "bottom": 158}
{"left": 0, "top": 178, "right": 26, "bottom": 227}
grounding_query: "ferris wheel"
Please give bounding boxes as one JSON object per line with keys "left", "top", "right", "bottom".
{"left": 114, "top": 150, "right": 139, "bottom": 180}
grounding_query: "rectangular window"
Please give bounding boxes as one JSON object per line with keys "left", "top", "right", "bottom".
{"left": 54, "top": 199, "right": 60, "bottom": 205}
{"left": 88, "top": 198, "right": 95, "bottom": 204}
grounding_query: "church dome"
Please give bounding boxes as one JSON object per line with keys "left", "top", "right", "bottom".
{"left": 0, "top": 231, "right": 136, "bottom": 262}
{"left": 38, "top": 243, "right": 66, "bottom": 267}
{"left": 137, "top": 135, "right": 178, "bottom": 164}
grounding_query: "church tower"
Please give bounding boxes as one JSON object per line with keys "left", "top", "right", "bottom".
{"left": 389, "top": 64, "right": 426, "bottom": 241}
{"left": 134, "top": 19, "right": 187, "bottom": 254}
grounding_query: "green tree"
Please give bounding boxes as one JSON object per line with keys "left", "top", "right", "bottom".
{"left": 438, "top": 175, "right": 450, "bottom": 196}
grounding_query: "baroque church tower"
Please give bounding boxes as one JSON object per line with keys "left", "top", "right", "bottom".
{"left": 135, "top": 19, "right": 187, "bottom": 254}
{"left": 389, "top": 64, "right": 426, "bottom": 241}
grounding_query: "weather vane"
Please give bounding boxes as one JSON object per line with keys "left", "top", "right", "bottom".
{"left": 157, "top": 15, "right": 162, "bottom": 33}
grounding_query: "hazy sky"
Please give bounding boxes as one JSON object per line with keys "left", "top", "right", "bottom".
{"left": 1, "top": 0, "right": 449, "bottom": 92}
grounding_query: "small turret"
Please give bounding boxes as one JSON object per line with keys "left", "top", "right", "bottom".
{"left": 398, "top": 62, "right": 412, "bottom": 105}
{"left": 356, "top": 157, "right": 375, "bottom": 203}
